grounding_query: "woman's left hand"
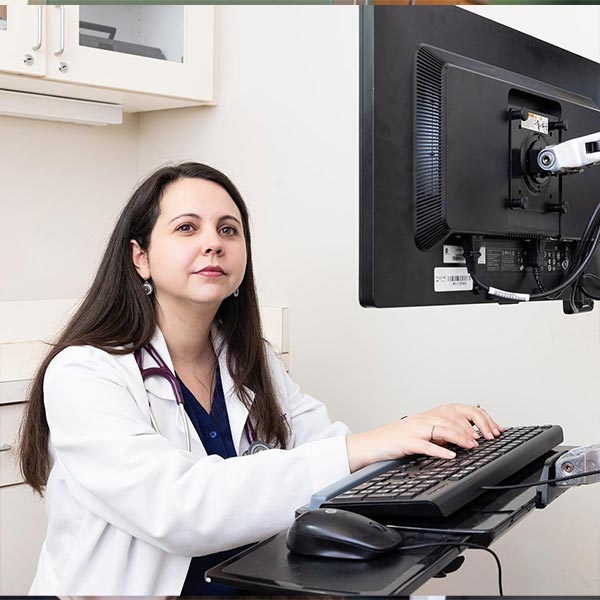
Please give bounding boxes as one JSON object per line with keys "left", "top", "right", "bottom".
{"left": 419, "top": 402, "right": 503, "bottom": 443}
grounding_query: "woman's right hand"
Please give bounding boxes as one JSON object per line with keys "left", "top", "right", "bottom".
{"left": 345, "top": 403, "right": 503, "bottom": 473}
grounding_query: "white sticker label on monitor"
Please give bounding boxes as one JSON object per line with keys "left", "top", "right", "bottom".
{"left": 434, "top": 267, "right": 473, "bottom": 292}
{"left": 443, "top": 245, "right": 486, "bottom": 265}
{"left": 521, "top": 112, "right": 549, "bottom": 134}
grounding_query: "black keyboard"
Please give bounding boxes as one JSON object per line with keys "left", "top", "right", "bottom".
{"left": 322, "top": 425, "right": 563, "bottom": 519}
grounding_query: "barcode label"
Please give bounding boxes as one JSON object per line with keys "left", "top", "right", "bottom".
{"left": 434, "top": 267, "right": 473, "bottom": 292}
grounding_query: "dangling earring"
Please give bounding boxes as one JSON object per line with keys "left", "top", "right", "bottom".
{"left": 142, "top": 279, "right": 154, "bottom": 296}
{"left": 233, "top": 288, "right": 240, "bottom": 298}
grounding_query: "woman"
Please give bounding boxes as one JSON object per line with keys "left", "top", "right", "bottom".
{"left": 20, "top": 162, "right": 502, "bottom": 595}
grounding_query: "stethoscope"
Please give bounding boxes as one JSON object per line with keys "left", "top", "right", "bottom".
{"left": 134, "top": 343, "right": 272, "bottom": 456}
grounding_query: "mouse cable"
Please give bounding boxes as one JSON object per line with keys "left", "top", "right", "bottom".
{"left": 397, "top": 541, "right": 503, "bottom": 595}
{"left": 481, "top": 467, "right": 600, "bottom": 490}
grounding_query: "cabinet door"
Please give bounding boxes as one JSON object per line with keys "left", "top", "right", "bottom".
{"left": 0, "top": 2, "right": 46, "bottom": 77}
{"left": 0, "top": 403, "right": 25, "bottom": 487}
{"left": 45, "top": 5, "right": 214, "bottom": 103}
{"left": 0, "top": 484, "right": 47, "bottom": 594}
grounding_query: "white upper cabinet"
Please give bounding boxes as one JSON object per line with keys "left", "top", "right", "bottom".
{"left": 0, "top": 4, "right": 46, "bottom": 77}
{"left": 0, "top": 2, "right": 214, "bottom": 112}
{"left": 47, "top": 5, "right": 213, "bottom": 100}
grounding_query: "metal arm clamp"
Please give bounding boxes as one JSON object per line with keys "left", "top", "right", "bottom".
{"left": 538, "top": 132, "right": 600, "bottom": 174}
{"left": 553, "top": 444, "right": 600, "bottom": 486}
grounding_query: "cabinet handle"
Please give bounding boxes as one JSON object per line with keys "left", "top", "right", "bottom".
{"left": 54, "top": 5, "right": 64, "bottom": 57}
{"left": 0, "top": 444, "right": 12, "bottom": 453}
{"left": 32, "top": 6, "right": 43, "bottom": 51}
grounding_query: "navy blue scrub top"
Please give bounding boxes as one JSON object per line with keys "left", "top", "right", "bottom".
{"left": 176, "top": 366, "right": 251, "bottom": 596}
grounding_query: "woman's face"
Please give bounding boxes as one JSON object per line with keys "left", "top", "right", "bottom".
{"left": 131, "top": 177, "right": 247, "bottom": 311}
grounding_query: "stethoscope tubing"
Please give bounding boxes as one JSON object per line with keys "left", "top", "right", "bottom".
{"left": 135, "top": 343, "right": 261, "bottom": 454}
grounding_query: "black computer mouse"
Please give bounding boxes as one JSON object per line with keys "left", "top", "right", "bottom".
{"left": 286, "top": 508, "right": 403, "bottom": 560}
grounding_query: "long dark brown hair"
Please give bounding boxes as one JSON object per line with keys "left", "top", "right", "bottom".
{"left": 20, "top": 162, "right": 288, "bottom": 495}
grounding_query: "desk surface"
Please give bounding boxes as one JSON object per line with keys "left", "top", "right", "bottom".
{"left": 207, "top": 451, "right": 568, "bottom": 596}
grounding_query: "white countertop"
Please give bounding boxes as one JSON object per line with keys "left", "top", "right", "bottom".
{"left": 0, "top": 380, "right": 31, "bottom": 405}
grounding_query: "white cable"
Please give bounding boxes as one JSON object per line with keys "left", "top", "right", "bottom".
{"left": 488, "top": 287, "right": 530, "bottom": 302}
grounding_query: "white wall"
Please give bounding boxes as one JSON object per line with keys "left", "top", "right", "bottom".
{"left": 0, "top": 113, "right": 140, "bottom": 301}
{"left": 138, "top": 6, "right": 600, "bottom": 595}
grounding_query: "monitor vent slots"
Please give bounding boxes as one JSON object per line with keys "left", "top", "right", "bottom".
{"left": 415, "top": 46, "right": 446, "bottom": 251}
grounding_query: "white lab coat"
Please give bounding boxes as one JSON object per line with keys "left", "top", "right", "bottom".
{"left": 29, "top": 327, "right": 351, "bottom": 595}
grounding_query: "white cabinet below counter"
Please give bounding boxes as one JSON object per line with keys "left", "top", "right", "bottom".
{"left": 0, "top": 402, "right": 47, "bottom": 594}
{"left": 0, "top": 483, "right": 47, "bottom": 595}
{"left": 0, "top": 3, "right": 214, "bottom": 116}
{"left": 0, "top": 402, "right": 26, "bottom": 487}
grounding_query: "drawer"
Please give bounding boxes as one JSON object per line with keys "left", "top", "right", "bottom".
{"left": 0, "top": 403, "right": 25, "bottom": 486}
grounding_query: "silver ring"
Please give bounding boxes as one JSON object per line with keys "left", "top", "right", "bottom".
{"left": 430, "top": 424, "right": 436, "bottom": 442}
{"left": 476, "top": 403, "right": 481, "bottom": 409}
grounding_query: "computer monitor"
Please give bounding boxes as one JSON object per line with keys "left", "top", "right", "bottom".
{"left": 359, "top": 6, "right": 600, "bottom": 313}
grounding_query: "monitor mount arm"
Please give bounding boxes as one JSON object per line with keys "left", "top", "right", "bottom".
{"left": 535, "top": 445, "right": 600, "bottom": 509}
{"left": 553, "top": 444, "right": 600, "bottom": 487}
{"left": 538, "top": 131, "right": 600, "bottom": 174}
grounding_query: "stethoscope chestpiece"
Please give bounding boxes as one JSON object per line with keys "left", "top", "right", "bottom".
{"left": 242, "top": 440, "right": 272, "bottom": 456}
